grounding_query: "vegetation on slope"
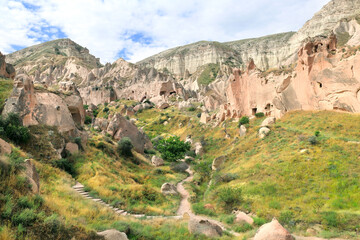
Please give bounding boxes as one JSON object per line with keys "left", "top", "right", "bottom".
{"left": 0, "top": 78, "right": 13, "bottom": 113}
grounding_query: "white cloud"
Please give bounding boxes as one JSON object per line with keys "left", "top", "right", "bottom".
{"left": 0, "top": 0, "right": 330, "bottom": 63}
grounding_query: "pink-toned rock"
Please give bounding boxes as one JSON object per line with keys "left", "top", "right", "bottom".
{"left": 158, "top": 102, "right": 170, "bottom": 109}
{"left": 239, "top": 125, "right": 247, "bottom": 137}
{"left": 66, "top": 142, "right": 79, "bottom": 154}
{"left": 151, "top": 155, "right": 164, "bottom": 167}
{"left": 0, "top": 138, "right": 11, "bottom": 155}
{"left": 0, "top": 52, "right": 15, "bottom": 79}
{"left": 97, "top": 229, "right": 128, "bottom": 240}
{"left": 235, "top": 211, "right": 254, "bottom": 225}
{"left": 23, "top": 159, "right": 40, "bottom": 194}
{"left": 254, "top": 218, "right": 294, "bottom": 240}
{"left": 200, "top": 112, "right": 210, "bottom": 124}
{"left": 261, "top": 117, "right": 276, "bottom": 127}
{"left": 188, "top": 217, "right": 223, "bottom": 238}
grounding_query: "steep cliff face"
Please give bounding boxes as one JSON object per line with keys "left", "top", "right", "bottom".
{"left": 0, "top": 52, "right": 15, "bottom": 79}
{"left": 137, "top": 41, "right": 242, "bottom": 77}
{"left": 224, "top": 34, "right": 360, "bottom": 121}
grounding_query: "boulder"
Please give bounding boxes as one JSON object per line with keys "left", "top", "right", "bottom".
{"left": 125, "top": 108, "right": 135, "bottom": 116}
{"left": 259, "top": 127, "right": 271, "bottom": 139}
{"left": 235, "top": 211, "right": 254, "bottom": 225}
{"left": 161, "top": 183, "right": 177, "bottom": 195}
{"left": 107, "top": 113, "right": 152, "bottom": 153}
{"left": 254, "top": 218, "right": 294, "bottom": 240}
{"left": 200, "top": 112, "right": 210, "bottom": 124}
{"left": 212, "top": 156, "right": 226, "bottom": 171}
{"left": 188, "top": 217, "right": 223, "bottom": 238}
{"left": 239, "top": 125, "right": 247, "bottom": 137}
{"left": 23, "top": 159, "right": 40, "bottom": 194}
{"left": 261, "top": 117, "right": 276, "bottom": 127}
{"left": 151, "top": 155, "right": 164, "bottom": 167}
{"left": 65, "top": 142, "right": 79, "bottom": 154}
{"left": 158, "top": 102, "right": 170, "bottom": 109}
{"left": 194, "top": 142, "right": 203, "bottom": 156}
{"left": 185, "top": 135, "right": 193, "bottom": 144}
{"left": 0, "top": 138, "right": 11, "bottom": 155}
{"left": 97, "top": 229, "right": 129, "bottom": 240}
{"left": 93, "top": 118, "right": 109, "bottom": 131}
{"left": 133, "top": 104, "right": 144, "bottom": 112}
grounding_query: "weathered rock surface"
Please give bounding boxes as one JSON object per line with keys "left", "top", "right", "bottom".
{"left": 200, "top": 112, "right": 210, "bottom": 124}
{"left": 194, "top": 142, "right": 203, "bottom": 156}
{"left": 23, "top": 159, "right": 40, "bottom": 194}
{"left": 65, "top": 142, "right": 79, "bottom": 154}
{"left": 97, "top": 229, "right": 129, "bottom": 240}
{"left": 254, "top": 218, "right": 295, "bottom": 240}
{"left": 106, "top": 113, "right": 152, "bottom": 153}
{"left": 151, "top": 155, "right": 164, "bottom": 167}
{"left": 0, "top": 52, "right": 15, "bottom": 79}
{"left": 0, "top": 138, "right": 11, "bottom": 155}
{"left": 235, "top": 211, "right": 254, "bottom": 225}
{"left": 188, "top": 217, "right": 223, "bottom": 238}
{"left": 239, "top": 125, "right": 247, "bottom": 137}
{"left": 212, "top": 156, "right": 226, "bottom": 171}
{"left": 261, "top": 117, "right": 276, "bottom": 127}
{"left": 2, "top": 74, "right": 85, "bottom": 134}
{"left": 259, "top": 127, "right": 271, "bottom": 139}
{"left": 161, "top": 183, "right": 177, "bottom": 195}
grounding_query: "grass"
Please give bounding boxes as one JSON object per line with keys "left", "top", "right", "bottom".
{"left": 0, "top": 78, "right": 13, "bottom": 112}
{"left": 197, "top": 63, "right": 220, "bottom": 85}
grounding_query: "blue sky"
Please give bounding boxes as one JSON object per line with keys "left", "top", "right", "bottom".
{"left": 0, "top": 0, "right": 330, "bottom": 63}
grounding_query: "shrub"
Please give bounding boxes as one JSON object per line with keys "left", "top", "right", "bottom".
{"left": 255, "top": 112, "right": 265, "bottom": 118}
{"left": 151, "top": 136, "right": 164, "bottom": 149}
{"left": 144, "top": 149, "right": 156, "bottom": 155}
{"left": 217, "top": 187, "right": 243, "bottom": 212}
{"left": 117, "top": 137, "right": 133, "bottom": 157}
{"left": 92, "top": 109, "right": 99, "bottom": 117}
{"left": 83, "top": 104, "right": 89, "bottom": 110}
{"left": 44, "top": 214, "right": 61, "bottom": 234}
{"left": 238, "top": 116, "right": 249, "bottom": 127}
{"left": 234, "top": 223, "right": 253, "bottom": 233}
{"left": 197, "top": 113, "right": 201, "bottom": 118}
{"left": 156, "top": 136, "right": 190, "bottom": 162}
{"left": 192, "top": 203, "right": 216, "bottom": 217}
{"left": 220, "top": 214, "right": 235, "bottom": 224}
{"left": 279, "top": 210, "right": 295, "bottom": 226}
{"left": 185, "top": 150, "right": 196, "bottom": 158}
{"left": 12, "top": 208, "right": 37, "bottom": 226}
{"left": 53, "top": 158, "right": 76, "bottom": 177}
{"left": 253, "top": 217, "right": 267, "bottom": 226}
{"left": 17, "top": 196, "right": 33, "bottom": 209}
{"left": 187, "top": 107, "right": 196, "bottom": 112}
{"left": 308, "top": 136, "right": 318, "bottom": 145}
{"left": 84, "top": 115, "right": 92, "bottom": 124}
{"left": 322, "top": 211, "right": 338, "bottom": 227}
{"left": 0, "top": 113, "right": 30, "bottom": 144}
{"left": 269, "top": 200, "right": 281, "bottom": 209}
{"left": 315, "top": 131, "right": 321, "bottom": 137}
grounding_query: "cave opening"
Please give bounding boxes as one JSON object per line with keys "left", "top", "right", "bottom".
{"left": 252, "top": 108, "right": 257, "bottom": 116}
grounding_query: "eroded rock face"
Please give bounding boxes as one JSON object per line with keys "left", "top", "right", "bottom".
{"left": 161, "top": 183, "right": 177, "bottom": 195}
{"left": 3, "top": 75, "right": 86, "bottom": 134}
{"left": 151, "top": 155, "right": 164, "bottom": 167}
{"left": 188, "top": 217, "right": 223, "bottom": 238}
{"left": 212, "top": 156, "right": 226, "bottom": 171}
{"left": 0, "top": 52, "right": 15, "bottom": 79}
{"left": 106, "top": 113, "right": 152, "bottom": 153}
{"left": 97, "top": 229, "right": 129, "bottom": 240}
{"left": 259, "top": 127, "right": 271, "bottom": 139}
{"left": 254, "top": 218, "right": 294, "bottom": 240}
{"left": 23, "top": 159, "right": 40, "bottom": 194}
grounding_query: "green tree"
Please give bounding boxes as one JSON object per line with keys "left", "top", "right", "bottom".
{"left": 117, "top": 137, "right": 133, "bottom": 157}
{"left": 156, "top": 136, "right": 191, "bottom": 162}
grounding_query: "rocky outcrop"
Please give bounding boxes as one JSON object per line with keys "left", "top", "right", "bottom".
{"left": 65, "top": 142, "right": 79, "bottom": 155}
{"left": 2, "top": 74, "right": 85, "bottom": 134}
{"left": 0, "top": 138, "right": 11, "bottom": 155}
{"left": 239, "top": 125, "right": 247, "bottom": 137}
{"left": 161, "top": 183, "right": 177, "bottom": 195}
{"left": 235, "top": 211, "right": 254, "bottom": 225}
{"left": 97, "top": 229, "right": 129, "bottom": 240}
{"left": 259, "top": 127, "right": 271, "bottom": 139}
{"left": 0, "top": 52, "right": 15, "bottom": 79}
{"left": 254, "top": 218, "right": 294, "bottom": 240}
{"left": 261, "top": 117, "right": 276, "bottom": 127}
{"left": 23, "top": 159, "right": 40, "bottom": 194}
{"left": 212, "top": 156, "right": 226, "bottom": 171}
{"left": 188, "top": 217, "right": 223, "bottom": 238}
{"left": 106, "top": 113, "right": 152, "bottom": 153}
{"left": 151, "top": 155, "right": 164, "bottom": 167}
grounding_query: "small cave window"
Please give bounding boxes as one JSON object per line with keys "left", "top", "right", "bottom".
{"left": 252, "top": 108, "right": 257, "bottom": 116}
{"left": 160, "top": 91, "right": 166, "bottom": 96}
{"left": 318, "top": 82, "right": 323, "bottom": 88}
{"left": 132, "top": 90, "right": 135, "bottom": 94}
{"left": 169, "top": 91, "right": 176, "bottom": 95}
{"left": 265, "top": 103, "right": 271, "bottom": 110}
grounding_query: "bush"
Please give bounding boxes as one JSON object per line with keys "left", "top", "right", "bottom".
{"left": 315, "top": 131, "right": 321, "bottom": 137}
{"left": 197, "top": 113, "right": 201, "bottom": 118}
{"left": 234, "top": 223, "right": 253, "bottom": 233}
{"left": 217, "top": 187, "right": 243, "bottom": 212}
{"left": 156, "top": 136, "right": 191, "bottom": 162}
{"left": 12, "top": 208, "right": 37, "bottom": 226}
{"left": 84, "top": 115, "right": 92, "bottom": 124}
{"left": 185, "top": 150, "right": 196, "bottom": 158}
{"left": 0, "top": 113, "right": 30, "bottom": 144}
{"left": 253, "top": 217, "right": 267, "bottom": 226}
{"left": 220, "top": 214, "right": 235, "bottom": 224}
{"left": 279, "top": 210, "right": 295, "bottom": 226}
{"left": 322, "top": 211, "right": 338, "bottom": 227}
{"left": 53, "top": 158, "right": 76, "bottom": 177}
{"left": 144, "top": 149, "right": 156, "bottom": 155}
{"left": 238, "top": 116, "right": 249, "bottom": 127}
{"left": 117, "top": 137, "right": 133, "bottom": 157}
{"left": 187, "top": 107, "right": 196, "bottom": 112}
{"left": 308, "top": 136, "right": 318, "bottom": 145}
{"left": 255, "top": 112, "right": 265, "bottom": 118}
{"left": 192, "top": 203, "right": 216, "bottom": 217}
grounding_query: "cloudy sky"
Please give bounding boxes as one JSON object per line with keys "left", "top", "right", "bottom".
{"left": 0, "top": 0, "right": 329, "bottom": 63}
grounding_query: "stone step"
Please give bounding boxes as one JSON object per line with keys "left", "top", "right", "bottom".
{"left": 116, "top": 210, "right": 125, "bottom": 214}
{"left": 92, "top": 199, "right": 101, "bottom": 202}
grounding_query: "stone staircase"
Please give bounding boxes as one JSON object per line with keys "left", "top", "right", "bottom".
{"left": 72, "top": 182, "right": 181, "bottom": 220}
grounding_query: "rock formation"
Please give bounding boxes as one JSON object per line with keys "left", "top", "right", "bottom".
{"left": 254, "top": 218, "right": 295, "bottom": 240}
{"left": 188, "top": 217, "right": 223, "bottom": 238}
{"left": 23, "top": 159, "right": 40, "bottom": 194}
{"left": 151, "top": 155, "right": 164, "bottom": 167}
{"left": 161, "top": 183, "right": 178, "bottom": 195}
{"left": 97, "top": 229, "right": 129, "bottom": 240}
{"left": 0, "top": 52, "right": 15, "bottom": 79}
{"left": 3, "top": 74, "right": 85, "bottom": 134}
